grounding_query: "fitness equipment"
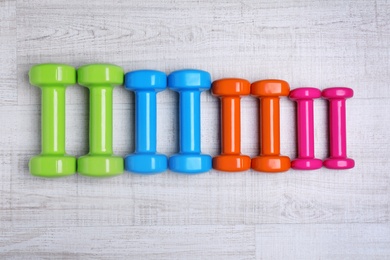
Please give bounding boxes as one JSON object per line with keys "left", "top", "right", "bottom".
{"left": 289, "top": 88, "right": 322, "bottom": 170}
{"left": 168, "top": 69, "right": 212, "bottom": 174}
{"left": 251, "top": 79, "right": 291, "bottom": 172}
{"left": 211, "top": 78, "right": 251, "bottom": 172}
{"left": 28, "top": 64, "right": 76, "bottom": 177}
{"left": 322, "top": 87, "right": 355, "bottom": 169}
{"left": 124, "top": 70, "right": 168, "bottom": 174}
{"left": 28, "top": 61, "right": 356, "bottom": 175}
{"left": 77, "top": 64, "right": 124, "bottom": 177}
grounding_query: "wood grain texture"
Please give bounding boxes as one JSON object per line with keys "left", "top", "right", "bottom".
{"left": 0, "top": 225, "right": 255, "bottom": 259}
{"left": 256, "top": 224, "right": 390, "bottom": 259}
{"left": 0, "top": 0, "right": 16, "bottom": 105}
{"left": 1, "top": 0, "right": 390, "bottom": 258}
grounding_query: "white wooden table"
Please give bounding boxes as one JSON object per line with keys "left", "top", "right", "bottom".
{"left": 1, "top": 0, "right": 389, "bottom": 259}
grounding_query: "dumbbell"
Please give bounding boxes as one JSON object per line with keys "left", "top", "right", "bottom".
{"left": 77, "top": 64, "right": 124, "bottom": 177}
{"left": 124, "top": 70, "right": 168, "bottom": 174}
{"left": 251, "top": 79, "right": 291, "bottom": 172}
{"left": 168, "top": 69, "right": 212, "bottom": 174}
{"left": 322, "top": 87, "right": 355, "bottom": 169}
{"left": 211, "top": 78, "right": 251, "bottom": 172}
{"left": 289, "top": 87, "right": 322, "bottom": 170}
{"left": 28, "top": 64, "right": 76, "bottom": 177}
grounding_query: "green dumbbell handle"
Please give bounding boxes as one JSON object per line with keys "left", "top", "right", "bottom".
{"left": 41, "top": 86, "right": 66, "bottom": 154}
{"left": 89, "top": 86, "right": 113, "bottom": 155}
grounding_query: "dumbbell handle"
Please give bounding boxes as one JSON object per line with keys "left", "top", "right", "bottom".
{"left": 89, "top": 85, "right": 113, "bottom": 155}
{"left": 41, "top": 86, "right": 65, "bottom": 154}
{"left": 296, "top": 99, "right": 315, "bottom": 158}
{"left": 328, "top": 99, "right": 347, "bottom": 157}
{"left": 221, "top": 97, "right": 241, "bottom": 154}
{"left": 135, "top": 91, "right": 157, "bottom": 153}
{"left": 179, "top": 91, "right": 201, "bottom": 153}
{"left": 260, "top": 97, "right": 280, "bottom": 155}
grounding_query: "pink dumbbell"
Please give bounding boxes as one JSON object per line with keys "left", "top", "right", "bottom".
{"left": 289, "top": 87, "right": 322, "bottom": 170}
{"left": 322, "top": 87, "right": 355, "bottom": 169}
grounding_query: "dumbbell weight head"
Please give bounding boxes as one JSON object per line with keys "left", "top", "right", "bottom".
{"left": 125, "top": 70, "right": 166, "bottom": 92}
{"left": 29, "top": 154, "right": 76, "bottom": 177}
{"left": 251, "top": 79, "right": 290, "bottom": 97}
{"left": 289, "top": 87, "right": 321, "bottom": 100}
{"left": 77, "top": 64, "right": 124, "bottom": 86}
{"left": 168, "top": 69, "right": 211, "bottom": 91}
{"left": 322, "top": 87, "right": 354, "bottom": 99}
{"left": 29, "top": 63, "right": 76, "bottom": 86}
{"left": 212, "top": 78, "right": 251, "bottom": 96}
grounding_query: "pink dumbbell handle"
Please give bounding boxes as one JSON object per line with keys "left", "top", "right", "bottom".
{"left": 297, "top": 100, "right": 315, "bottom": 158}
{"left": 328, "top": 99, "right": 347, "bottom": 157}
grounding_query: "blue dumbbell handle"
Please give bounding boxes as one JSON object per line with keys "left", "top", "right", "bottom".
{"left": 135, "top": 91, "right": 157, "bottom": 153}
{"left": 179, "top": 90, "right": 201, "bottom": 153}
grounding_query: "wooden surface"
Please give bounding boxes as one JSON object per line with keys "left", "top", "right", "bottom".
{"left": 1, "top": 0, "right": 389, "bottom": 259}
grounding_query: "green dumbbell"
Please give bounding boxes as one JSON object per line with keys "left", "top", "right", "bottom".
{"left": 77, "top": 64, "right": 124, "bottom": 177}
{"left": 29, "top": 64, "right": 77, "bottom": 177}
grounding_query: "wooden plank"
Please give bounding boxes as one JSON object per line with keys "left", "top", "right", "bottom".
{"left": 256, "top": 224, "right": 390, "bottom": 259}
{"left": 0, "top": 152, "right": 12, "bottom": 223}
{"left": 0, "top": 225, "right": 255, "bottom": 259}
{"left": 0, "top": 0, "right": 16, "bottom": 105}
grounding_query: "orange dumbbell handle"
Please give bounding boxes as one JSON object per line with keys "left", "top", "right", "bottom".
{"left": 221, "top": 97, "right": 241, "bottom": 155}
{"left": 260, "top": 97, "right": 281, "bottom": 156}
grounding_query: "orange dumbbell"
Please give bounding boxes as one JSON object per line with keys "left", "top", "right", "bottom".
{"left": 212, "top": 78, "right": 251, "bottom": 172}
{"left": 251, "top": 79, "right": 291, "bottom": 172}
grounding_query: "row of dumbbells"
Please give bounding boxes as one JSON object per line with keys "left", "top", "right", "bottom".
{"left": 29, "top": 63, "right": 354, "bottom": 178}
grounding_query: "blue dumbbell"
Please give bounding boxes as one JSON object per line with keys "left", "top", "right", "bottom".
{"left": 124, "top": 70, "right": 168, "bottom": 174}
{"left": 168, "top": 69, "right": 212, "bottom": 174}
